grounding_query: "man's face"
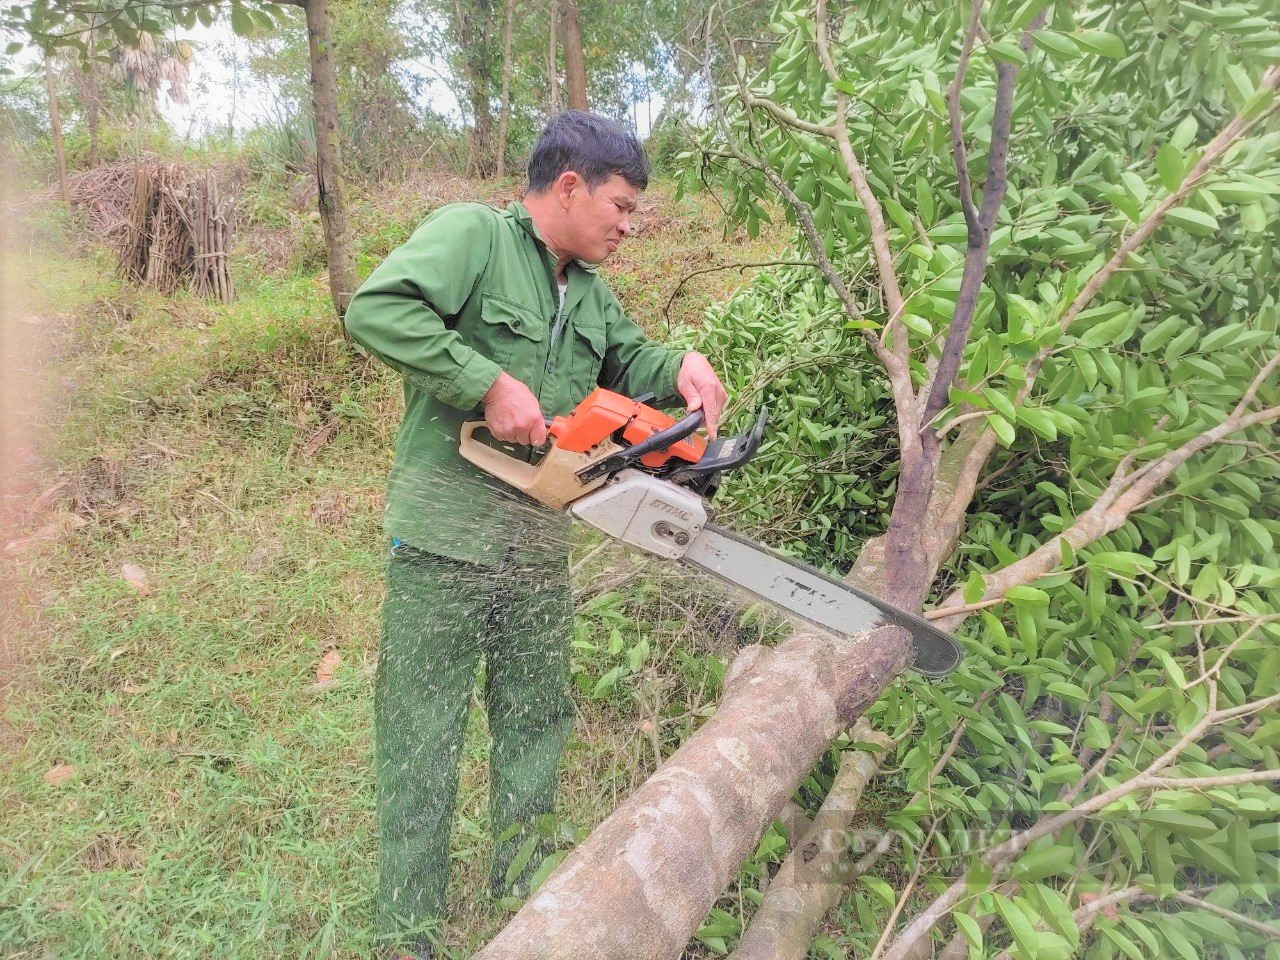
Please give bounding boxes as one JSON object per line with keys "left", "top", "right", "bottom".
{"left": 561, "top": 173, "right": 638, "bottom": 264}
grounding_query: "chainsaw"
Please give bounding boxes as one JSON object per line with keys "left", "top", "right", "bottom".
{"left": 460, "top": 387, "right": 962, "bottom": 676}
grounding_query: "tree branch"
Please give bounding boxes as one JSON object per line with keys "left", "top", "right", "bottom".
{"left": 920, "top": 9, "right": 1045, "bottom": 429}
{"left": 1170, "top": 891, "right": 1280, "bottom": 940}
{"left": 921, "top": 66, "right": 1280, "bottom": 568}
{"left": 714, "top": 80, "right": 919, "bottom": 447}
{"left": 947, "top": 0, "right": 984, "bottom": 234}
{"left": 743, "top": 90, "right": 835, "bottom": 136}
{"left": 813, "top": 0, "right": 913, "bottom": 408}
{"left": 662, "top": 259, "right": 819, "bottom": 326}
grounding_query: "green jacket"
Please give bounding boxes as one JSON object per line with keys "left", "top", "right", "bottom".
{"left": 344, "top": 200, "right": 687, "bottom": 567}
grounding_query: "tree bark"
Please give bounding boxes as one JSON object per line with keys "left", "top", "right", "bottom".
{"left": 44, "top": 57, "right": 69, "bottom": 206}
{"left": 454, "top": 0, "right": 499, "bottom": 178}
{"left": 82, "top": 17, "right": 101, "bottom": 167}
{"left": 495, "top": 0, "right": 517, "bottom": 179}
{"left": 560, "top": 0, "right": 588, "bottom": 110}
{"left": 472, "top": 627, "right": 911, "bottom": 960}
{"left": 547, "top": 0, "right": 561, "bottom": 113}
{"left": 300, "top": 0, "right": 359, "bottom": 319}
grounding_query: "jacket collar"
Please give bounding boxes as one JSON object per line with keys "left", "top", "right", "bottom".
{"left": 508, "top": 201, "right": 600, "bottom": 277}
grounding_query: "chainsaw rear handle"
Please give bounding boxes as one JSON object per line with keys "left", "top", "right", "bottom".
{"left": 462, "top": 412, "right": 556, "bottom": 446}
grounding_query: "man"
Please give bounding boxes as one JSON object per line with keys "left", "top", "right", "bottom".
{"left": 344, "top": 110, "right": 728, "bottom": 957}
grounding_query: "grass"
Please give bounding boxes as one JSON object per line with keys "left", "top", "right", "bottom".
{"left": 0, "top": 179, "right": 799, "bottom": 958}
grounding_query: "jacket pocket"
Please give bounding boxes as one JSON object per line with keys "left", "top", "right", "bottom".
{"left": 480, "top": 292, "right": 545, "bottom": 342}
{"left": 570, "top": 318, "right": 607, "bottom": 400}
{"left": 479, "top": 292, "right": 545, "bottom": 373}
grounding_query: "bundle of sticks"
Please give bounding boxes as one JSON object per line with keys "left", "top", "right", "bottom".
{"left": 117, "top": 161, "right": 239, "bottom": 302}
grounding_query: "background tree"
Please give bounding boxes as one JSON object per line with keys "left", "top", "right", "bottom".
{"left": 473, "top": 1, "right": 1280, "bottom": 957}
{"left": 42, "top": 55, "right": 69, "bottom": 204}
{"left": 445, "top": 0, "right": 502, "bottom": 176}
{"left": 560, "top": 0, "right": 587, "bottom": 109}
{"left": 546, "top": 0, "right": 560, "bottom": 113}
{"left": 495, "top": 0, "right": 518, "bottom": 178}
{"left": 6, "top": 0, "right": 358, "bottom": 318}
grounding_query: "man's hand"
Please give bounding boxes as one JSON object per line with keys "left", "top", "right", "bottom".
{"left": 482, "top": 371, "right": 548, "bottom": 446}
{"left": 676, "top": 352, "right": 729, "bottom": 439}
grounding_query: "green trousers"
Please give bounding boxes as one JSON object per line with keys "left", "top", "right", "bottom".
{"left": 374, "top": 542, "right": 574, "bottom": 945}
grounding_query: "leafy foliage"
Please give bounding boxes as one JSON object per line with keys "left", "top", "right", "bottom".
{"left": 682, "top": 0, "right": 1280, "bottom": 954}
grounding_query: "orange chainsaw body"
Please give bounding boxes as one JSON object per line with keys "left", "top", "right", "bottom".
{"left": 548, "top": 387, "right": 707, "bottom": 469}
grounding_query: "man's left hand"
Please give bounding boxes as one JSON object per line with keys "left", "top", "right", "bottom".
{"left": 676, "top": 352, "right": 728, "bottom": 439}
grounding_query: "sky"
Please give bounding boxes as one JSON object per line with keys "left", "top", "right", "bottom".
{"left": 159, "top": 19, "right": 465, "bottom": 144}
{"left": 162, "top": 19, "right": 663, "bottom": 144}
{"left": 3, "top": 13, "right": 664, "bottom": 143}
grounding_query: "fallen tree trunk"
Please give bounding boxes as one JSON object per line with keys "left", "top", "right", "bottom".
{"left": 473, "top": 626, "right": 911, "bottom": 960}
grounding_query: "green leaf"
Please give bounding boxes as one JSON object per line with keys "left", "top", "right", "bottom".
{"left": 230, "top": 1, "right": 255, "bottom": 36}
{"left": 983, "top": 388, "right": 1017, "bottom": 422}
{"left": 1239, "top": 518, "right": 1273, "bottom": 552}
{"left": 1047, "top": 680, "right": 1088, "bottom": 703}
{"left": 954, "top": 912, "right": 983, "bottom": 947}
{"left": 1006, "top": 585, "right": 1050, "bottom": 606}
{"left": 1026, "top": 883, "right": 1082, "bottom": 946}
{"left": 1160, "top": 921, "right": 1202, "bottom": 960}
{"left": 1121, "top": 917, "right": 1161, "bottom": 957}
{"left": 1171, "top": 114, "right": 1199, "bottom": 150}
{"left": 1012, "top": 844, "right": 1075, "bottom": 881}
{"left": 987, "top": 413, "right": 1016, "bottom": 447}
{"left": 504, "top": 834, "right": 539, "bottom": 887}
{"left": 1148, "top": 830, "right": 1176, "bottom": 892}
{"left": 1225, "top": 64, "right": 1255, "bottom": 107}
{"left": 592, "top": 666, "right": 623, "bottom": 697}
{"left": 988, "top": 40, "right": 1028, "bottom": 65}
{"left": 994, "top": 894, "right": 1039, "bottom": 958}
{"left": 1074, "top": 30, "right": 1126, "bottom": 58}
{"left": 1017, "top": 406, "right": 1058, "bottom": 441}
{"left": 901, "top": 312, "right": 934, "bottom": 338}
{"left": 1102, "top": 926, "right": 1145, "bottom": 960}
{"left": 1241, "top": 202, "right": 1267, "bottom": 232}
{"left": 628, "top": 638, "right": 650, "bottom": 672}
{"left": 1240, "top": 85, "right": 1277, "bottom": 120}
{"left": 1141, "top": 316, "right": 1184, "bottom": 352}
{"left": 860, "top": 875, "right": 897, "bottom": 905}
{"left": 882, "top": 196, "right": 914, "bottom": 233}
{"left": 1088, "top": 551, "right": 1156, "bottom": 575}
{"left": 1142, "top": 809, "right": 1219, "bottom": 839}
{"left": 1156, "top": 143, "right": 1185, "bottom": 192}
{"left": 1164, "top": 207, "right": 1219, "bottom": 235}
{"left": 1148, "top": 647, "right": 1187, "bottom": 689}
{"left": 1010, "top": 0, "right": 1051, "bottom": 30}
{"left": 527, "top": 849, "right": 567, "bottom": 892}
{"left": 1077, "top": 308, "right": 1133, "bottom": 347}
{"left": 1032, "top": 31, "right": 1081, "bottom": 58}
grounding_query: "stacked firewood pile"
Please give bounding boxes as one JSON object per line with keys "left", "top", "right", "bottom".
{"left": 25, "top": 158, "right": 241, "bottom": 303}
{"left": 117, "top": 162, "right": 239, "bottom": 302}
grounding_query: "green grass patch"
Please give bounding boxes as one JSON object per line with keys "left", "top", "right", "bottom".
{"left": 2, "top": 183, "right": 784, "bottom": 957}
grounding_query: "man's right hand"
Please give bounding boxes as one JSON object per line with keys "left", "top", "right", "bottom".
{"left": 481, "top": 371, "right": 548, "bottom": 446}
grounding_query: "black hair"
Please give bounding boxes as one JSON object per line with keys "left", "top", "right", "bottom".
{"left": 526, "top": 110, "right": 650, "bottom": 194}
